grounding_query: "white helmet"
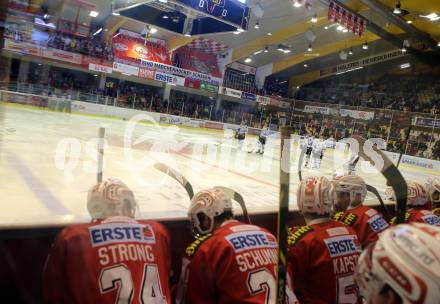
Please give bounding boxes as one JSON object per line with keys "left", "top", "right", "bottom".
{"left": 426, "top": 178, "right": 440, "bottom": 204}
{"left": 188, "top": 188, "right": 233, "bottom": 236}
{"left": 406, "top": 181, "right": 429, "bottom": 207}
{"left": 355, "top": 223, "right": 440, "bottom": 303}
{"left": 297, "top": 176, "right": 334, "bottom": 215}
{"left": 332, "top": 174, "right": 367, "bottom": 206}
{"left": 87, "top": 178, "right": 137, "bottom": 220}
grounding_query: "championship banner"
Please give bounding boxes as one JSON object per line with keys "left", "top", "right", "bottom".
{"left": 241, "top": 92, "right": 257, "bottom": 101}
{"left": 138, "top": 67, "right": 156, "bottom": 80}
{"left": 414, "top": 117, "right": 440, "bottom": 128}
{"left": 88, "top": 63, "right": 113, "bottom": 74}
{"left": 328, "top": 0, "right": 366, "bottom": 36}
{"left": 340, "top": 109, "right": 374, "bottom": 120}
{"left": 112, "top": 35, "right": 171, "bottom": 65}
{"left": 174, "top": 46, "right": 222, "bottom": 78}
{"left": 304, "top": 105, "right": 330, "bottom": 114}
{"left": 141, "top": 60, "right": 222, "bottom": 85}
{"left": 113, "top": 62, "right": 139, "bottom": 76}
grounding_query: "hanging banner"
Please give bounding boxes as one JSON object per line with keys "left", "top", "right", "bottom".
{"left": 413, "top": 117, "right": 440, "bottom": 128}
{"left": 154, "top": 71, "right": 185, "bottom": 86}
{"left": 140, "top": 60, "right": 222, "bottom": 85}
{"left": 88, "top": 63, "right": 113, "bottom": 74}
{"left": 241, "top": 92, "right": 257, "bottom": 101}
{"left": 229, "top": 62, "right": 257, "bottom": 75}
{"left": 112, "top": 35, "right": 171, "bottom": 65}
{"left": 174, "top": 46, "right": 222, "bottom": 78}
{"left": 138, "top": 67, "right": 156, "bottom": 80}
{"left": 340, "top": 109, "right": 375, "bottom": 120}
{"left": 328, "top": 0, "right": 366, "bottom": 36}
{"left": 304, "top": 105, "right": 330, "bottom": 114}
{"left": 219, "top": 86, "right": 242, "bottom": 98}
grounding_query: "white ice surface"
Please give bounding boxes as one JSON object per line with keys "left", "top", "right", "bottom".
{"left": 0, "top": 104, "right": 438, "bottom": 228}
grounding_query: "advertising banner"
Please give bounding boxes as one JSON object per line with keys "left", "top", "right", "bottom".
{"left": 138, "top": 67, "right": 156, "bottom": 80}
{"left": 257, "top": 95, "right": 271, "bottom": 105}
{"left": 141, "top": 59, "right": 222, "bottom": 85}
{"left": 241, "top": 92, "right": 257, "bottom": 101}
{"left": 220, "top": 87, "right": 242, "bottom": 98}
{"left": 113, "top": 62, "right": 139, "bottom": 76}
{"left": 340, "top": 108, "right": 374, "bottom": 120}
{"left": 185, "top": 78, "right": 201, "bottom": 90}
{"left": 229, "top": 62, "right": 257, "bottom": 75}
{"left": 41, "top": 49, "right": 82, "bottom": 64}
{"left": 414, "top": 117, "right": 440, "bottom": 128}
{"left": 4, "top": 39, "right": 40, "bottom": 56}
{"left": 88, "top": 63, "right": 113, "bottom": 74}
{"left": 304, "top": 105, "right": 330, "bottom": 114}
{"left": 154, "top": 71, "right": 185, "bottom": 86}
{"left": 200, "top": 82, "right": 218, "bottom": 93}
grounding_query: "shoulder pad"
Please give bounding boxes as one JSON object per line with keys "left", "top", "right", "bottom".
{"left": 185, "top": 234, "right": 212, "bottom": 257}
{"left": 389, "top": 212, "right": 411, "bottom": 225}
{"left": 432, "top": 208, "right": 440, "bottom": 217}
{"left": 287, "top": 225, "right": 313, "bottom": 246}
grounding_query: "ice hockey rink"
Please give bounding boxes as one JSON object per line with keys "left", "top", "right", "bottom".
{"left": 1, "top": 103, "right": 438, "bottom": 228}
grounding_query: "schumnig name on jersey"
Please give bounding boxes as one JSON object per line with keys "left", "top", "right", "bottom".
{"left": 89, "top": 223, "right": 157, "bottom": 266}
{"left": 226, "top": 231, "right": 278, "bottom": 272}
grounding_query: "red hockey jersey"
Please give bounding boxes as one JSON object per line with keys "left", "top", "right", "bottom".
{"left": 43, "top": 216, "right": 172, "bottom": 304}
{"left": 333, "top": 205, "right": 389, "bottom": 249}
{"left": 287, "top": 219, "right": 362, "bottom": 304}
{"left": 390, "top": 208, "right": 440, "bottom": 226}
{"left": 176, "top": 220, "right": 298, "bottom": 304}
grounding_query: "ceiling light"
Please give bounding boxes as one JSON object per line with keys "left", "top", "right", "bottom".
{"left": 150, "top": 27, "right": 158, "bottom": 34}
{"left": 89, "top": 10, "right": 99, "bottom": 17}
{"left": 400, "top": 63, "right": 411, "bottom": 69}
{"left": 311, "top": 13, "right": 317, "bottom": 23}
{"left": 342, "top": 28, "right": 348, "bottom": 33}
{"left": 283, "top": 49, "right": 291, "bottom": 53}
{"left": 402, "top": 47, "right": 407, "bottom": 53}
{"left": 324, "top": 26, "right": 329, "bottom": 30}
{"left": 112, "top": 12, "right": 120, "bottom": 16}
{"left": 163, "top": 15, "right": 169, "bottom": 19}
{"left": 307, "top": 43, "right": 312, "bottom": 52}
{"left": 406, "top": 20, "right": 412, "bottom": 24}
{"left": 93, "top": 27, "right": 103, "bottom": 36}
{"left": 233, "top": 31, "right": 241, "bottom": 35}
{"left": 264, "top": 46, "right": 269, "bottom": 53}
{"left": 337, "top": 25, "right": 344, "bottom": 31}
{"left": 348, "top": 48, "right": 353, "bottom": 55}
{"left": 293, "top": 1, "right": 302, "bottom": 8}
{"left": 362, "top": 42, "right": 368, "bottom": 50}
{"left": 438, "top": 42, "right": 440, "bottom": 47}
{"left": 93, "top": 74, "right": 98, "bottom": 77}
{"left": 393, "top": 2, "right": 401, "bottom": 14}
{"left": 420, "top": 13, "right": 440, "bottom": 21}
{"left": 254, "top": 21, "right": 260, "bottom": 29}
{"left": 158, "top": 0, "right": 168, "bottom": 3}
{"left": 267, "top": 32, "right": 272, "bottom": 36}
{"left": 254, "top": 50, "right": 263, "bottom": 55}
{"left": 244, "top": 57, "right": 252, "bottom": 63}
{"left": 296, "top": 86, "right": 300, "bottom": 89}
{"left": 237, "top": 28, "right": 245, "bottom": 33}
{"left": 184, "top": 32, "right": 191, "bottom": 37}
{"left": 43, "top": 13, "right": 49, "bottom": 19}
{"left": 304, "top": 63, "right": 308, "bottom": 68}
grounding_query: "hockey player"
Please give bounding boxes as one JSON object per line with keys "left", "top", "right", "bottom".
{"left": 303, "top": 135, "right": 314, "bottom": 167}
{"left": 176, "top": 188, "right": 298, "bottom": 304}
{"left": 235, "top": 122, "right": 247, "bottom": 151}
{"left": 287, "top": 176, "right": 362, "bottom": 304}
{"left": 310, "top": 136, "right": 324, "bottom": 169}
{"left": 254, "top": 124, "right": 270, "bottom": 154}
{"left": 389, "top": 181, "right": 440, "bottom": 226}
{"left": 426, "top": 177, "right": 440, "bottom": 216}
{"left": 355, "top": 223, "right": 440, "bottom": 304}
{"left": 332, "top": 174, "right": 389, "bottom": 249}
{"left": 43, "top": 178, "right": 172, "bottom": 304}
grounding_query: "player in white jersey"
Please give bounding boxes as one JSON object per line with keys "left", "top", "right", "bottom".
{"left": 310, "top": 137, "right": 324, "bottom": 169}
{"left": 235, "top": 122, "right": 247, "bottom": 151}
{"left": 254, "top": 125, "right": 270, "bottom": 154}
{"left": 303, "top": 135, "right": 314, "bottom": 167}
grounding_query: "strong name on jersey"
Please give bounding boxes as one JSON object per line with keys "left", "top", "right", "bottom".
{"left": 43, "top": 216, "right": 172, "bottom": 304}
{"left": 390, "top": 209, "right": 440, "bottom": 226}
{"left": 333, "top": 206, "right": 389, "bottom": 248}
{"left": 176, "top": 220, "right": 298, "bottom": 304}
{"left": 287, "top": 220, "right": 362, "bottom": 304}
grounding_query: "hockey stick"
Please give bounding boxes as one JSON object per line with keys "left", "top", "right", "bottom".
{"left": 214, "top": 186, "right": 251, "bottom": 224}
{"left": 154, "top": 162, "right": 194, "bottom": 199}
{"left": 154, "top": 163, "right": 252, "bottom": 223}
{"left": 366, "top": 184, "right": 391, "bottom": 222}
{"left": 396, "top": 125, "right": 412, "bottom": 168}
{"left": 276, "top": 127, "right": 292, "bottom": 304}
{"left": 297, "top": 148, "right": 304, "bottom": 181}
{"left": 97, "top": 127, "right": 105, "bottom": 183}
{"left": 351, "top": 136, "right": 407, "bottom": 224}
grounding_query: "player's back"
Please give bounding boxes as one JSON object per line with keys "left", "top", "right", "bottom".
{"left": 287, "top": 220, "right": 362, "bottom": 304}
{"left": 178, "top": 220, "right": 297, "bottom": 304}
{"left": 43, "top": 216, "right": 171, "bottom": 304}
{"left": 333, "top": 205, "right": 389, "bottom": 248}
{"left": 390, "top": 208, "right": 440, "bottom": 226}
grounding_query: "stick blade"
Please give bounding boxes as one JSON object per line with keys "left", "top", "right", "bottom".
{"left": 154, "top": 162, "right": 194, "bottom": 199}
{"left": 214, "top": 186, "right": 251, "bottom": 224}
